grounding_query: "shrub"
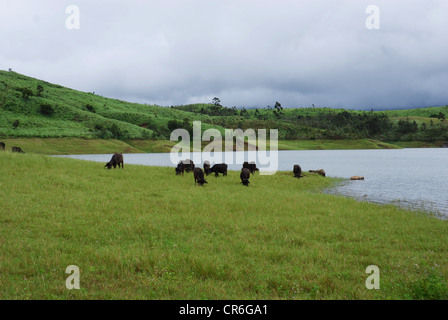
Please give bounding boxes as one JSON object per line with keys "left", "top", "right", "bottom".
{"left": 85, "top": 104, "right": 95, "bottom": 113}
{"left": 167, "top": 119, "right": 182, "bottom": 132}
{"left": 17, "top": 87, "right": 33, "bottom": 100}
{"left": 40, "top": 104, "right": 55, "bottom": 116}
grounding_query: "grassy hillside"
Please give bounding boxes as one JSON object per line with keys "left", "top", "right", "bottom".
{"left": 1, "top": 151, "right": 447, "bottom": 299}
{"left": 1, "top": 70, "right": 447, "bottom": 149}
{"left": 0, "top": 70, "right": 223, "bottom": 140}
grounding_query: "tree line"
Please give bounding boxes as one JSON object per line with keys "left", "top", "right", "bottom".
{"left": 173, "top": 99, "right": 448, "bottom": 142}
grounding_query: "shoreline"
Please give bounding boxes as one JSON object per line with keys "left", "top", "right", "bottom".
{"left": 52, "top": 151, "right": 448, "bottom": 221}
{"left": 0, "top": 137, "right": 446, "bottom": 155}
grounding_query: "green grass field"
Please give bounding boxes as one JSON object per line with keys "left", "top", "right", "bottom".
{"left": 1, "top": 151, "right": 447, "bottom": 299}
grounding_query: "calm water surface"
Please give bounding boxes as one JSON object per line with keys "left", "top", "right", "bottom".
{"left": 53, "top": 148, "right": 448, "bottom": 219}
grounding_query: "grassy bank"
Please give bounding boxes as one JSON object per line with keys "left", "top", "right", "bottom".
{"left": 0, "top": 152, "right": 447, "bottom": 299}
{"left": 0, "top": 138, "right": 142, "bottom": 155}
{"left": 386, "top": 140, "right": 447, "bottom": 149}
{"left": 273, "top": 139, "right": 401, "bottom": 150}
{"left": 0, "top": 138, "right": 405, "bottom": 155}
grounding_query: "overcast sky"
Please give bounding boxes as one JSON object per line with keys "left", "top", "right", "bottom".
{"left": 1, "top": 0, "right": 448, "bottom": 110}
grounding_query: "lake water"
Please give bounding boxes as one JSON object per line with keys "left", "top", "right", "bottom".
{"left": 53, "top": 148, "right": 448, "bottom": 219}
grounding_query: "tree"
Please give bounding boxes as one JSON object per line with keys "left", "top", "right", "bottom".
{"left": 167, "top": 119, "right": 192, "bottom": 135}
{"left": 212, "top": 97, "right": 221, "bottom": 107}
{"left": 397, "top": 119, "right": 418, "bottom": 135}
{"left": 239, "top": 107, "right": 249, "bottom": 117}
{"left": 167, "top": 120, "right": 181, "bottom": 132}
{"left": 273, "top": 101, "right": 283, "bottom": 118}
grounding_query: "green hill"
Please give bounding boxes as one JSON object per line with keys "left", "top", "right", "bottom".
{"left": 1, "top": 70, "right": 447, "bottom": 151}
{"left": 0, "top": 70, "right": 223, "bottom": 140}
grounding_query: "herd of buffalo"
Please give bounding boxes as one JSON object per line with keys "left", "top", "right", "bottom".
{"left": 0, "top": 143, "right": 335, "bottom": 184}
{"left": 176, "top": 159, "right": 269, "bottom": 186}
{"left": 103, "top": 152, "right": 329, "bottom": 187}
{"left": 175, "top": 159, "right": 256, "bottom": 186}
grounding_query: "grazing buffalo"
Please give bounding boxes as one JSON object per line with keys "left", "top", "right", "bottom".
{"left": 175, "top": 162, "right": 185, "bottom": 175}
{"left": 11, "top": 146, "right": 24, "bottom": 153}
{"left": 309, "top": 169, "right": 326, "bottom": 177}
{"left": 105, "top": 153, "right": 124, "bottom": 169}
{"left": 209, "top": 163, "right": 228, "bottom": 177}
{"left": 293, "top": 164, "right": 302, "bottom": 178}
{"left": 240, "top": 168, "right": 251, "bottom": 186}
{"left": 243, "top": 161, "right": 259, "bottom": 175}
{"left": 177, "top": 159, "right": 194, "bottom": 173}
{"left": 0, "top": 142, "right": 5, "bottom": 151}
{"left": 203, "top": 160, "right": 211, "bottom": 175}
{"left": 193, "top": 167, "right": 208, "bottom": 186}
{"left": 350, "top": 176, "right": 365, "bottom": 180}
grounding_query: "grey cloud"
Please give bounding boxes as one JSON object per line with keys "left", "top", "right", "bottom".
{"left": 1, "top": 0, "right": 447, "bottom": 110}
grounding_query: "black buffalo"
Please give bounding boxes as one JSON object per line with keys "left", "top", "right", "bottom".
{"left": 209, "top": 163, "right": 228, "bottom": 177}
{"left": 105, "top": 153, "right": 124, "bottom": 169}
{"left": 240, "top": 168, "right": 251, "bottom": 186}
{"left": 243, "top": 161, "right": 259, "bottom": 175}
{"left": 177, "top": 159, "right": 194, "bottom": 174}
{"left": 175, "top": 162, "right": 185, "bottom": 175}
{"left": 11, "top": 146, "right": 24, "bottom": 153}
{"left": 0, "top": 142, "right": 5, "bottom": 151}
{"left": 193, "top": 167, "right": 208, "bottom": 186}
{"left": 203, "top": 160, "right": 211, "bottom": 175}
{"left": 293, "top": 164, "right": 302, "bottom": 178}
